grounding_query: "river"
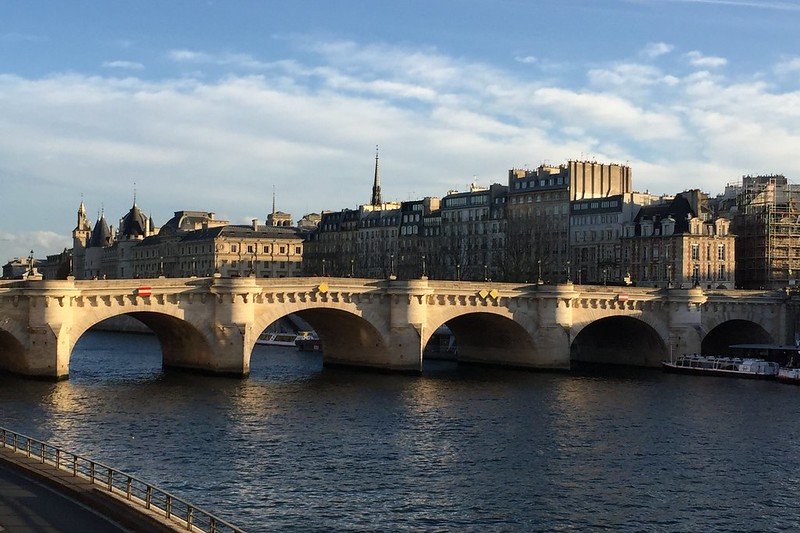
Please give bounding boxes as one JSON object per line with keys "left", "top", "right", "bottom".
{"left": 2, "top": 331, "right": 800, "bottom": 531}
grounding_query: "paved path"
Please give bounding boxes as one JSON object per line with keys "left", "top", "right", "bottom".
{"left": 0, "top": 462, "right": 125, "bottom": 532}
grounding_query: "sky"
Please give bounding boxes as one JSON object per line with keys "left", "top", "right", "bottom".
{"left": 2, "top": 0, "right": 800, "bottom": 262}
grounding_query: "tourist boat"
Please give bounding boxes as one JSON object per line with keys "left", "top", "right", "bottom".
{"left": 255, "top": 332, "right": 300, "bottom": 347}
{"left": 295, "top": 331, "right": 322, "bottom": 352}
{"left": 662, "top": 354, "right": 780, "bottom": 379}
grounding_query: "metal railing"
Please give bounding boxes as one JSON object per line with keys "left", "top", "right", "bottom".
{"left": 0, "top": 427, "right": 244, "bottom": 533}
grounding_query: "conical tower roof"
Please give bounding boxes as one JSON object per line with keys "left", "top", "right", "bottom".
{"left": 88, "top": 212, "right": 112, "bottom": 247}
{"left": 120, "top": 202, "right": 147, "bottom": 238}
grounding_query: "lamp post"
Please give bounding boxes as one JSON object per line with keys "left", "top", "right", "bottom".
{"left": 566, "top": 260, "right": 572, "bottom": 284}
{"left": 421, "top": 254, "right": 427, "bottom": 279}
{"left": 389, "top": 253, "right": 395, "bottom": 279}
{"left": 537, "top": 259, "right": 543, "bottom": 285}
{"left": 350, "top": 258, "right": 354, "bottom": 278}
{"left": 322, "top": 258, "right": 327, "bottom": 277}
{"left": 484, "top": 264, "right": 489, "bottom": 282}
{"left": 159, "top": 255, "right": 164, "bottom": 277}
{"left": 667, "top": 264, "right": 673, "bottom": 288}
{"left": 192, "top": 256, "right": 197, "bottom": 277}
{"left": 602, "top": 267, "right": 608, "bottom": 286}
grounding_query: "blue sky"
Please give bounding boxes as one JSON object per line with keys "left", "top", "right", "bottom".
{"left": 2, "top": 0, "right": 800, "bottom": 261}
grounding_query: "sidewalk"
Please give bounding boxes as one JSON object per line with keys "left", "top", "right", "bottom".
{"left": 0, "top": 461, "right": 124, "bottom": 532}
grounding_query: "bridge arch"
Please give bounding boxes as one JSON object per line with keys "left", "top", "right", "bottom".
{"left": 250, "top": 304, "right": 392, "bottom": 371}
{"left": 570, "top": 316, "right": 668, "bottom": 366}
{"left": 0, "top": 327, "right": 26, "bottom": 375}
{"left": 70, "top": 310, "right": 216, "bottom": 375}
{"left": 701, "top": 319, "right": 774, "bottom": 355}
{"left": 423, "top": 308, "right": 546, "bottom": 367}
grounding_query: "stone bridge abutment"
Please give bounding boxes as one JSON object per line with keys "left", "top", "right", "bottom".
{"left": 0, "top": 277, "right": 794, "bottom": 380}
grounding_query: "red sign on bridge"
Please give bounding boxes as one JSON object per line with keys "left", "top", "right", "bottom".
{"left": 136, "top": 286, "right": 152, "bottom": 298}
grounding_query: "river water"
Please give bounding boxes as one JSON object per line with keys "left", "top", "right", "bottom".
{"left": 3, "top": 331, "right": 800, "bottom": 531}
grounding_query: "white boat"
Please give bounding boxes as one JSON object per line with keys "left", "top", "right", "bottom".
{"left": 662, "top": 354, "right": 779, "bottom": 379}
{"left": 255, "top": 332, "right": 300, "bottom": 347}
{"left": 778, "top": 367, "right": 800, "bottom": 384}
{"left": 729, "top": 344, "right": 800, "bottom": 385}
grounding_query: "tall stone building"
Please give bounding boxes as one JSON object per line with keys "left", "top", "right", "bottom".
{"left": 505, "top": 161, "right": 632, "bottom": 283}
{"left": 397, "top": 197, "right": 440, "bottom": 279}
{"left": 438, "top": 183, "right": 507, "bottom": 281}
{"left": 570, "top": 192, "right": 660, "bottom": 284}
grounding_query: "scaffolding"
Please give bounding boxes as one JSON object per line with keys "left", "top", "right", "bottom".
{"left": 734, "top": 175, "right": 800, "bottom": 289}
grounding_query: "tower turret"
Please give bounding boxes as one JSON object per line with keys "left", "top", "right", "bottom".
{"left": 72, "top": 198, "right": 92, "bottom": 277}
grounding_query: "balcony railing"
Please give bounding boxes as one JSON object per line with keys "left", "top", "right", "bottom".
{"left": 0, "top": 427, "right": 243, "bottom": 533}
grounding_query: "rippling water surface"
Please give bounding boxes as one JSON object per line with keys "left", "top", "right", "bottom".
{"left": 3, "top": 331, "right": 800, "bottom": 531}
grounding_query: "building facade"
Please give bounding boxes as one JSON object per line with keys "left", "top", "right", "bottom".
{"left": 506, "top": 161, "right": 633, "bottom": 283}
{"left": 621, "top": 195, "right": 736, "bottom": 289}
{"left": 71, "top": 203, "right": 305, "bottom": 280}
{"left": 733, "top": 175, "right": 800, "bottom": 289}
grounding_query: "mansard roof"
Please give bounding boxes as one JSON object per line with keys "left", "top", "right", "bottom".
{"left": 138, "top": 224, "right": 303, "bottom": 247}
{"left": 633, "top": 195, "right": 695, "bottom": 235}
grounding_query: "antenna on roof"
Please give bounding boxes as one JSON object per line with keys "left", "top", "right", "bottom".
{"left": 133, "top": 182, "right": 137, "bottom": 206}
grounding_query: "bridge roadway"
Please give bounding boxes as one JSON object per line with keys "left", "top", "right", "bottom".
{"left": 0, "top": 276, "right": 795, "bottom": 380}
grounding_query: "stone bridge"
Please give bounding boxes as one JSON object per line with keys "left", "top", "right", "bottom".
{"left": 0, "top": 276, "right": 796, "bottom": 380}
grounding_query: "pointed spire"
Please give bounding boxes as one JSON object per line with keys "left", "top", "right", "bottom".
{"left": 371, "top": 145, "right": 382, "bottom": 206}
{"left": 76, "top": 194, "right": 90, "bottom": 232}
{"left": 133, "top": 182, "right": 137, "bottom": 207}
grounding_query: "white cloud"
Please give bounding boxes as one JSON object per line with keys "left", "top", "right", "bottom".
{"left": 641, "top": 42, "right": 674, "bottom": 58}
{"left": 775, "top": 57, "right": 800, "bottom": 75}
{"left": 0, "top": 230, "right": 71, "bottom": 261}
{"left": 588, "top": 63, "right": 670, "bottom": 89}
{"left": 102, "top": 60, "right": 145, "bottom": 70}
{"left": 686, "top": 50, "right": 728, "bottom": 68}
{"left": 0, "top": 32, "right": 47, "bottom": 43}
{"left": 167, "top": 49, "right": 273, "bottom": 69}
{"left": 647, "top": 0, "right": 800, "bottom": 11}
{"left": 515, "top": 55, "right": 537, "bottom": 64}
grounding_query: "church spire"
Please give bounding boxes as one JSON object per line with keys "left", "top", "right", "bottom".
{"left": 370, "top": 145, "right": 382, "bottom": 206}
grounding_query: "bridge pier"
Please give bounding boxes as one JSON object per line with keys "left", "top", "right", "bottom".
{"left": 201, "top": 277, "right": 261, "bottom": 378}
{"left": 20, "top": 280, "right": 80, "bottom": 380}
{"left": 666, "top": 288, "right": 704, "bottom": 358}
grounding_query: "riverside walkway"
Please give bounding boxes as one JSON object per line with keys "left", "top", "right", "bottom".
{"left": 0, "top": 427, "right": 242, "bottom": 532}
{"left": 0, "top": 460, "right": 124, "bottom": 532}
